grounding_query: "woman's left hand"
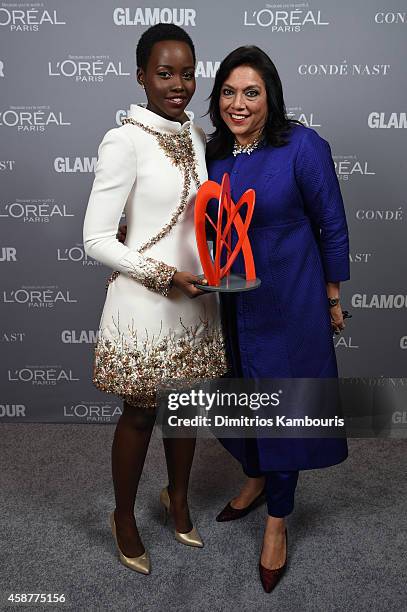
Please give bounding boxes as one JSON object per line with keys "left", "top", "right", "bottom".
{"left": 330, "top": 303, "right": 345, "bottom": 335}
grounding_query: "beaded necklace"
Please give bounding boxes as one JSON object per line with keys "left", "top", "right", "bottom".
{"left": 122, "top": 116, "right": 201, "bottom": 253}
{"left": 232, "top": 136, "right": 261, "bottom": 156}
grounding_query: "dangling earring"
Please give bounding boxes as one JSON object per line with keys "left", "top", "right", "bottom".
{"left": 140, "top": 81, "right": 145, "bottom": 89}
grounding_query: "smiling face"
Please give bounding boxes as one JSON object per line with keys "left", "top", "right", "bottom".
{"left": 219, "top": 64, "right": 268, "bottom": 145}
{"left": 137, "top": 40, "right": 196, "bottom": 123}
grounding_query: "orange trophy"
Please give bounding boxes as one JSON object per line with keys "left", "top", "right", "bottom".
{"left": 194, "top": 173, "right": 261, "bottom": 292}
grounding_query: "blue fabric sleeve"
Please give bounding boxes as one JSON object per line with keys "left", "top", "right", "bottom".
{"left": 294, "top": 128, "right": 350, "bottom": 282}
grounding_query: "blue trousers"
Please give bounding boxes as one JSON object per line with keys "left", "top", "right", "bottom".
{"left": 241, "top": 438, "right": 299, "bottom": 517}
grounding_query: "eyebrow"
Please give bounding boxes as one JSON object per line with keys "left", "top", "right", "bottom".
{"left": 156, "top": 64, "right": 195, "bottom": 70}
{"left": 222, "top": 82, "right": 262, "bottom": 90}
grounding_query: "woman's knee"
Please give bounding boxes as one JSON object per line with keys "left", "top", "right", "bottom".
{"left": 120, "top": 401, "right": 156, "bottom": 431}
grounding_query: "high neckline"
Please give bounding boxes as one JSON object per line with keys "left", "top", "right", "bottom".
{"left": 128, "top": 104, "right": 192, "bottom": 133}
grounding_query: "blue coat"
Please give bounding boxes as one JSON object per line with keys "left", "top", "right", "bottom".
{"left": 207, "top": 124, "right": 350, "bottom": 471}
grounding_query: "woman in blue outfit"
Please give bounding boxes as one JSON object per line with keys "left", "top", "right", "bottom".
{"left": 205, "top": 46, "right": 350, "bottom": 592}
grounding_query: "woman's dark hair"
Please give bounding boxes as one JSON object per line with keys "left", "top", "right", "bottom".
{"left": 136, "top": 23, "right": 196, "bottom": 70}
{"left": 206, "top": 45, "right": 300, "bottom": 160}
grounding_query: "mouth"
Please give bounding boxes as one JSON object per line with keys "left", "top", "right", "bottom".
{"left": 165, "top": 97, "right": 187, "bottom": 108}
{"left": 228, "top": 113, "right": 249, "bottom": 125}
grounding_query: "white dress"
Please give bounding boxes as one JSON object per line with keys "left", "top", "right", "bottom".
{"left": 83, "top": 104, "right": 227, "bottom": 408}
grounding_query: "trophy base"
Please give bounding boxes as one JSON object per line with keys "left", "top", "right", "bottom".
{"left": 194, "top": 274, "right": 261, "bottom": 293}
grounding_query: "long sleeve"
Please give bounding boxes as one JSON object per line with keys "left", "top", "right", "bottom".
{"left": 83, "top": 127, "right": 176, "bottom": 296}
{"left": 294, "top": 128, "right": 350, "bottom": 282}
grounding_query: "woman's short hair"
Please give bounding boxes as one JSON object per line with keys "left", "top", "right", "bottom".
{"left": 207, "top": 45, "right": 300, "bottom": 160}
{"left": 136, "top": 23, "right": 196, "bottom": 70}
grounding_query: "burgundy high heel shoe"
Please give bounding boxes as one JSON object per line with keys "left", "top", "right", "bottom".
{"left": 216, "top": 487, "right": 266, "bottom": 522}
{"left": 259, "top": 528, "right": 288, "bottom": 593}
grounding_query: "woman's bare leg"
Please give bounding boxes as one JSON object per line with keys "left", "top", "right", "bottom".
{"left": 111, "top": 401, "right": 155, "bottom": 556}
{"left": 162, "top": 437, "right": 196, "bottom": 533}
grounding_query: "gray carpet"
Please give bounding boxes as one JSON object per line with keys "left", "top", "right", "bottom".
{"left": 0, "top": 425, "right": 406, "bottom": 612}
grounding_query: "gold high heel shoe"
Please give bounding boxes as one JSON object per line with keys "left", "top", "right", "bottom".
{"left": 159, "top": 487, "right": 204, "bottom": 548}
{"left": 109, "top": 511, "right": 151, "bottom": 575}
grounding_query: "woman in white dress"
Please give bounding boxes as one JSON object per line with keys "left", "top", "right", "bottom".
{"left": 83, "top": 24, "right": 227, "bottom": 574}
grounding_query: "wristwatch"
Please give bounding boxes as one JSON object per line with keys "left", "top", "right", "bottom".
{"left": 328, "top": 297, "right": 340, "bottom": 308}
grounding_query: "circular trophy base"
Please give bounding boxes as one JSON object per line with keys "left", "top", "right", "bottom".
{"left": 194, "top": 273, "right": 261, "bottom": 293}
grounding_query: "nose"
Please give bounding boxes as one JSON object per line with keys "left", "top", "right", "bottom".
{"left": 170, "top": 74, "right": 185, "bottom": 91}
{"left": 230, "top": 92, "right": 246, "bottom": 110}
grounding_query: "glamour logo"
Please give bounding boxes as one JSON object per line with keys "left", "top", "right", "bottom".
{"left": 0, "top": 60, "right": 4, "bottom": 77}
{"left": 0, "top": 199, "right": 74, "bottom": 222}
{"left": 0, "top": 247, "right": 17, "bottom": 262}
{"left": 0, "top": 107, "right": 71, "bottom": 132}
{"left": 54, "top": 157, "right": 97, "bottom": 173}
{"left": 355, "top": 207, "right": 403, "bottom": 221}
{"left": 0, "top": 160, "right": 16, "bottom": 171}
{"left": 1, "top": 332, "right": 26, "bottom": 342}
{"left": 2, "top": 287, "right": 77, "bottom": 308}
{"left": 195, "top": 61, "right": 220, "bottom": 78}
{"left": 8, "top": 367, "right": 79, "bottom": 385}
{"left": 61, "top": 330, "right": 98, "bottom": 344}
{"left": 332, "top": 155, "right": 375, "bottom": 181}
{"left": 113, "top": 7, "right": 196, "bottom": 26}
{"left": 57, "top": 244, "right": 102, "bottom": 265}
{"left": 287, "top": 107, "right": 321, "bottom": 127}
{"left": 63, "top": 402, "right": 122, "bottom": 422}
{"left": 0, "top": 7, "right": 66, "bottom": 31}
{"left": 243, "top": 7, "right": 329, "bottom": 31}
{"left": 48, "top": 57, "right": 130, "bottom": 82}
{"left": 0, "top": 404, "right": 26, "bottom": 418}
{"left": 349, "top": 253, "right": 372, "bottom": 263}
{"left": 298, "top": 62, "right": 390, "bottom": 76}
{"left": 368, "top": 112, "right": 407, "bottom": 128}
{"left": 334, "top": 336, "right": 359, "bottom": 349}
{"left": 116, "top": 106, "right": 194, "bottom": 125}
{"left": 375, "top": 12, "right": 407, "bottom": 24}
{"left": 351, "top": 294, "right": 407, "bottom": 308}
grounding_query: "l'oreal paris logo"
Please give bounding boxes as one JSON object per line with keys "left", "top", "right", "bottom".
{"left": 63, "top": 403, "right": 122, "bottom": 421}
{"left": 2, "top": 287, "right": 78, "bottom": 307}
{"left": 0, "top": 199, "right": 74, "bottom": 222}
{"left": 332, "top": 156, "right": 375, "bottom": 180}
{"left": 56, "top": 244, "right": 102, "bottom": 265}
{"left": 0, "top": 6, "right": 66, "bottom": 31}
{"left": 243, "top": 7, "right": 329, "bottom": 31}
{"left": 0, "top": 107, "right": 71, "bottom": 131}
{"left": 8, "top": 368, "right": 79, "bottom": 384}
{"left": 48, "top": 57, "right": 130, "bottom": 82}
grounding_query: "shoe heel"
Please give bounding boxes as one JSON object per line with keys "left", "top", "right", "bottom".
{"left": 109, "top": 511, "right": 151, "bottom": 575}
{"left": 162, "top": 504, "right": 169, "bottom": 525}
{"left": 159, "top": 487, "right": 170, "bottom": 525}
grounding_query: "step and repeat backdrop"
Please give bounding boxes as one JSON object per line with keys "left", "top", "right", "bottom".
{"left": 1, "top": 1, "right": 406, "bottom": 422}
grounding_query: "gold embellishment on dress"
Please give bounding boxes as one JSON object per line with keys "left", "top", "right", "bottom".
{"left": 126, "top": 256, "right": 176, "bottom": 297}
{"left": 92, "top": 317, "right": 228, "bottom": 408}
{"left": 106, "top": 270, "right": 120, "bottom": 290}
{"left": 105, "top": 258, "right": 175, "bottom": 297}
{"left": 121, "top": 117, "right": 201, "bottom": 253}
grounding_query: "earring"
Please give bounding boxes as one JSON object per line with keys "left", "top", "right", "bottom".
{"left": 140, "top": 82, "right": 145, "bottom": 89}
